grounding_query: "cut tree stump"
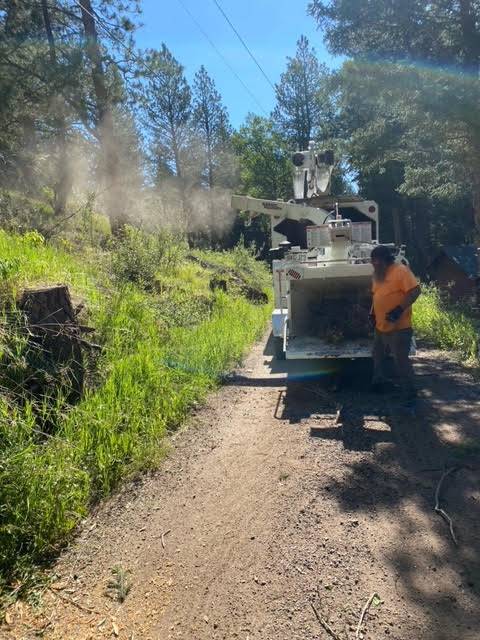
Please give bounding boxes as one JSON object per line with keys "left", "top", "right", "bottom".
{"left": 18, "top": 285, "right": 92, "bottom": 400}
{"left": 19, "top": 285, "right": 76, "bottom": 326}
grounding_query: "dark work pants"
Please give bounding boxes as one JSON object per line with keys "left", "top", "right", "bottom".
{"left": 372, "top": 328, "right": 416, "bottom": 399}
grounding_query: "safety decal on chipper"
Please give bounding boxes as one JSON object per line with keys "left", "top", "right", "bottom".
{"left": 286, "top": 268, "right": 302, "bottom": 280}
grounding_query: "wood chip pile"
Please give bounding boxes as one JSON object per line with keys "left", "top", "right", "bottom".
{"left": 309, "top": 299, "right": 371, "bottom": 343}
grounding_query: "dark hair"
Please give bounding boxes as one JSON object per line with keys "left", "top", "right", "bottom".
{"left": 371, "top": 245, "right": 395, "bottom": 264}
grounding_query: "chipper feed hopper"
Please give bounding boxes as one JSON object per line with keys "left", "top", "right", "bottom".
{"left": 231, "top": 142, "right": 405, "bottom": 360}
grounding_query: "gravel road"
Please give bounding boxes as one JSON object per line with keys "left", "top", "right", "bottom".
{"left": 5, "top": 334, "right": 480, "bottom": 640}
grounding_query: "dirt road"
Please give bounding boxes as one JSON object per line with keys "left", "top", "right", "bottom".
{"left": 5, "top": 334, "right": 480, "bottom": 640}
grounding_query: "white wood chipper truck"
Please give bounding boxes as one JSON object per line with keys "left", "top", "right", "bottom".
{"left": 231, "top": 142, "right": 406, "bottom": 360}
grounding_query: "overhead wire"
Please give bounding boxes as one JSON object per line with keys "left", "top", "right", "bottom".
{"left": 211, "top": 0, "right": 276, "bottom": 92}
{"left": 175, "top": 0, "right": 268, "bottom": 114}
{"left": 72, "top": 0, "right": 268, "bottom": 115}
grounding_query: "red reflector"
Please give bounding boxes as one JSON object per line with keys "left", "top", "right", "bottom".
{"left": 368, "top": 205, "right": 376, "bottom": 213}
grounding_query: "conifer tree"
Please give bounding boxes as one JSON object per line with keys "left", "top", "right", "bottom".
{"left": 273, "top": 35, "right": 333, "bottom": 150}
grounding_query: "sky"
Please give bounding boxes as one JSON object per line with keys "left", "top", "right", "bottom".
{"left": 134, "top": 0, "right": 340, "bottom": 129}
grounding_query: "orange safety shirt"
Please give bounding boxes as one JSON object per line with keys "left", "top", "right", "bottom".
{"left": 372, "top": 263, "right": 418, "bottom": 333}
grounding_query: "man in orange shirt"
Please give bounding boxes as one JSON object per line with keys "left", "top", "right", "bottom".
{"left": 370, "top": 245, "right": 421, "bottom": 404}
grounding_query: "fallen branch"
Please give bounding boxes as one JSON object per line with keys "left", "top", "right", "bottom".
{"left": 356, "top": 592, "right": 379, "bottom": 639}
{"left": 302, "top": 385, "right": 330, "bottom": 400}
{"left": 49, "top": 588, "right": 100, "bottom": 615}
{"left": 434, "top": 466, "right": 461, "bottom": 546}
{"left": 161, "top": 529, "right": 171, "bottom": 549}
{"left": 310, "top": 602, "right": 342, "bottom": 640}
{"left": 273, "top": 389, "right": 284, "bottom": 419}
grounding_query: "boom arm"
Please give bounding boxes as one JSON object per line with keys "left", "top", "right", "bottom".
{"left": 231, "top": 194, "right": 380, "bottom": 244}
{"left": 231, "top": 194, "right": 329, "bottom": 225}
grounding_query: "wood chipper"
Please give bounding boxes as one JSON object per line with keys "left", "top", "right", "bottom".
{"left": 231, "top": 142, "right": 406, "bottom": 359}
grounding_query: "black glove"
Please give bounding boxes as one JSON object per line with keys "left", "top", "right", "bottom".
{"left": 386, "top": 305, "right": 404, "bottom": 323}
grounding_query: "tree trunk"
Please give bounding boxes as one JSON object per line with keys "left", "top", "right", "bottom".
{"left": 20, "top": 114, "right": 36, "bottom": 191}
{"left": 79, "top": 0, "right": 119, "bottom": 221}
{"left": 392, "top": 206, "right": 403, "bottom": 245}
{"left": 411, "top": 200, "right": 430, "bottom": 277}
{"left": 301, "top": 66, "right": 312, "bottom": 149}
{"left": 5, "top": 0, "right": 21, "bottom": 35}
{"left": 206, "top": 136, "right": 214, "bottom": 189}
{"left": 41, "top": 0, "right": 73, "bottom": 218}
{"left": 19, "top": 285, "right": 85, "bottom": 400}
{"left": 459, "top": 0, "right": 480, "bottom": 72}
{"left": 471, "top": 177, "right": 480, "bottom": 243}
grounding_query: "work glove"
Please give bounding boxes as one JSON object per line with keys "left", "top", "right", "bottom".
{"left": 386, "top": 305, "right": 404, "bottom": 323}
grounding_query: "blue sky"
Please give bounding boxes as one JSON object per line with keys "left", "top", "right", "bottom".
{"left": 135, "top": 0, "right": 340, "bottom": 129}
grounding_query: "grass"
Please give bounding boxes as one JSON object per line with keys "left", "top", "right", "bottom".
{"left": 4, "top": 232, "right": 474, "bottom": 596}
{"left": 413, "top": 285, "right": 479, "bottom": 363}
{"left": 0, "top": 230, "right": 271, "bottom": 594}
{"left": 106, "top": 565, "right": 132, "bottom": 603}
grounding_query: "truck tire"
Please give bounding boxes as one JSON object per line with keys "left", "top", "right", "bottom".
{"left": 274, "top": 336, "right": 286, "bottom": 360}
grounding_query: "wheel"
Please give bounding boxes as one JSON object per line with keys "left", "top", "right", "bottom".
{"left": 274, "top": 336, "right": 286, "bottom": 360}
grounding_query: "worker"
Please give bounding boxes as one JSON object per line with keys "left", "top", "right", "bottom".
{"left": 370, "top": 245, "right": 421, "bottom": 407}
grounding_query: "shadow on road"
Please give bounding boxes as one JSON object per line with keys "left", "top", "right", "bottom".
{"left": 300, "top": 356, "right": 478, "bottom": 639}
{"left": 233, "top": 333, "right": 480, "bottom": 639}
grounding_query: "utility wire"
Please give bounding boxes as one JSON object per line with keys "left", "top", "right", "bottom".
{"left": 73, "top": 0, "right": 267, "bottom": 116}
{"left": 175, "top": 0, "right": 268, "bottom": 115}
{"left": 212, "top": 0, "right": 276, "bottom": 92}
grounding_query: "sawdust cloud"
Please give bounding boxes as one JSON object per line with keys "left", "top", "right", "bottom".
{"left": 27, "top": 114, "right": 239, "bottom": 241}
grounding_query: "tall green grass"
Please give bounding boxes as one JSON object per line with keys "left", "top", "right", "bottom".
{"left": 0, "top": 231, "right": 271, "bottom": 589}
{"left": 413, "top": 285, "right": 479, "bottom": 362}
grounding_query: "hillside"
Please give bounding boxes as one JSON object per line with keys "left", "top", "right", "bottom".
{"left": 0, "top": 229, "right": 271, "bottom": 598}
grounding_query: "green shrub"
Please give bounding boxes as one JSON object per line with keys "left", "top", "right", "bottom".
{"left": 413, "top": 285, "right": 478, "bottom": 362}
{"left": 110, "top": 226, "right": 186, "bottom": 289}
{"left": 0, "top": 190, "right": 54, "bottom": 234}
{"left": 0, "top": 258, "right": 20, "bottom": 281}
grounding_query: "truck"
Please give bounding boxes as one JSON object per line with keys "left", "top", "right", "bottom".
{"left": 231, "top": 142, "right": 406, "bottom": 360}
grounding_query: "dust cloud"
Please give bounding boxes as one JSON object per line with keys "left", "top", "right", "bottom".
{"left": 28, "top": 124, "right": 240, "bottom": 241}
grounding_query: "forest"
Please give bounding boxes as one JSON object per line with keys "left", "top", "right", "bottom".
{"left": 2, "top": 1, "right": 480, "bottom": 272}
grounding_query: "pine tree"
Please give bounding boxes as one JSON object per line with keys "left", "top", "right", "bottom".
{"left": 192, "top": 66, "right": 232, "bottom": 188}
{"left": 309, "top": 0, "right": 480, "bottom": 242}
{"left": 308, "top": 0, "right": 480, "bottom": 73}
{"left": 0, "top": 0, "right": 141, "bottom": 224}
{"left": 141, "top": 45, "right": 192, "bottom": 180}
{"left": 273, "top": 35, "right": 333, "bottom": 150}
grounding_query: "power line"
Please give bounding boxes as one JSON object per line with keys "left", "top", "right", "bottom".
{"left": 73, "top": 0, "right": 268, "bottom": 116}
{"left": 175, "top": 0, "right": 268, "bottom": 115}
{"left": 212, "top": 0, "right": 276, "bottom": 92}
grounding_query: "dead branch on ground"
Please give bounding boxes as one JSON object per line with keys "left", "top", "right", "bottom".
{"left": 356, "top": 592, "right": 380, "bottom": 639}
{"left": 48, "top": 588, "right": 99, "bottom": 615}
{"left": 310, "top": 602, "right": 343, "bottom": 640}
{"left": 434, "top": 466, "right": 461, "bottom": 546}
{"left": 161, "top": 529, "right": 171, "bottom": 549}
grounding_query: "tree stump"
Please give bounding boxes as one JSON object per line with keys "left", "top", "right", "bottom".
{"left": 19, "top": 285, "right": 76, "bottom": 326}
{"left": 18, "top": 285, "right": 85, "bottom": 400}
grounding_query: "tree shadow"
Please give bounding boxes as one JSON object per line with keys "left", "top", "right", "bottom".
{"left": 286, "top": 352, "right": 480, "bottom": 640}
